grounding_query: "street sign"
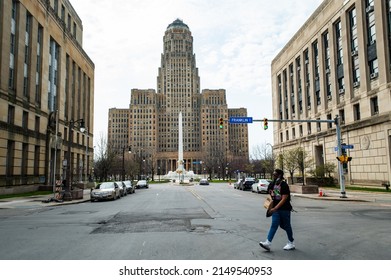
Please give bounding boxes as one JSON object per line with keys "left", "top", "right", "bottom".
{"left": 229, "top": 117, "right": 253, "bottom": 124}
{"left": 334, "top": 144, "right": 354, "bottom": 151}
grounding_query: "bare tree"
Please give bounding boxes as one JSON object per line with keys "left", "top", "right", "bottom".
{"left": 297, "top": 147, "right": 313, "bottom": 185}
{"left": 283, "top": 149, "right": 300, "bottom": 184}
{"left": 93, "top": 133, "right": 118, "bottom": 182}
{"left": 251, "top": 143, "right": 274, "bottom": 178}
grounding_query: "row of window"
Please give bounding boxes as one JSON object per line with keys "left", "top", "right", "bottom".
{"left": 276, "top": 1, "right": 387, "bottom": 120}
{"left": 6, "top": 1, "right": 91, "bottom": 123}
{"left": 279, "top": 96, "right": 379, "bottom": 142}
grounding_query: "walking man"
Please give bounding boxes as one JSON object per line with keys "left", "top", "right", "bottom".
{"left": 259, "top": 169, "right": 295, "bottom": 251}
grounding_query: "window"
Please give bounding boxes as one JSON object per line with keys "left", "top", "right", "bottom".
{"left": 335, "top": 20, "right": 343, "bottom": 66}
{"left": 8, "top": 105, "right": 15, "bottom": 125}
{"left": 366, "top": 0, "right": 377, "bottom": 76}
{"left": 6, "top": 141, "right": 15, "bottom": 176}
{"left": 353, "top": 103, "right": 361, "bottom": 121}
{"left": 22, "top": 143, "right": 28, "bottom": 177}
{"left": 349, "top": 8, "right": 360, "bottom": 85}
{"left": 307, "top": 122, "right": 312, "bottom": 135}
{"left": 35, "top": 116, "right": 40, "bottom": 132}
{"left": 9, "top": 1, "right": 17, "bottom": 90}
{"left": 22, "top": 111, "right": 28, "bottom": 130}
{"left": 327, "top": 114, "right": 332, "bottom": 129}
{"left": 34, "top": 146, "right": 40, "bottom": 176}
{"left": 370, "top": 96, "right": 379, "bottom": 115}
{"left": 339, "top": 109, "right": 345, "bottom": 124}
{"left": 35, "top": 25, "right": 43, "bottom": 105}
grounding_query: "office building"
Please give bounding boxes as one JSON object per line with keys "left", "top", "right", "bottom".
{"left": 271, "top": 0, "right": 391, "bottom": 185}
{"left": 0, "top": 0, "right": 94, "bottom": 193}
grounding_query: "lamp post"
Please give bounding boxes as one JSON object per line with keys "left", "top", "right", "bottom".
{"left": 122, "top": 146, "right": 131, "bottom": 181}
{"left": 84, "top": 127, "right": 88, "bottom": 184}
{"left": 266, "top": 142, "right": 274, "bottom": 167}
{"left": 64, "top": 118, "right": 85, "bottom": 201}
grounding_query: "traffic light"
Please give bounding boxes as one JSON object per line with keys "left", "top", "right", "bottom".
{"left": 336, "top": 155, "right": 353, "bottom": 163}
{"left": 219, "top": 118, "right": 224, "bottom": 129}
{"left": 263, "top": 118, "right": 268, "bottom": 130}
{"left": 336, "top": 155, "right": 346, "bottom": 163}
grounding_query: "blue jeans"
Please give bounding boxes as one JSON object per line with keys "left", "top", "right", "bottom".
{"left": 267, "top": 210, "right": 294, "bottom": 242}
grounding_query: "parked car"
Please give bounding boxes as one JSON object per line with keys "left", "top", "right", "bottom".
{"left": 116, "top": 181, "right": 127, "bottom": 197}
{"left": 234, "top": 179, "right": 242, "bottom": 189}
{"left": 135, "top": 180, "right": 149, "bottom": 189}
{"left": 90, "top": 182, "right": 121, "bottom": 202}
{"left": 239, "top": 177, "right": 256, "bottom": 191}
{"left": 252, "top": 179, "right": 271, "bottom": 193}
{"left": 123, "top": 180, "right": 135, "bottom": 194}
{"left": 199, "top": 179, "right": 209, "bottom": 185}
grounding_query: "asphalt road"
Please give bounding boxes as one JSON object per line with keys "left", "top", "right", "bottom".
{"left": 0, "top": 182, "right": 390, "bottom": 260}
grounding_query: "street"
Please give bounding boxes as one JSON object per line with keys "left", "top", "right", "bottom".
{"left": 0, "top": 182, "right": 390, "bottom": 260}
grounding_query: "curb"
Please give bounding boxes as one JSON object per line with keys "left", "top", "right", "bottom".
{"left": 291, "top": 193, "right": 372, "bottom": 202}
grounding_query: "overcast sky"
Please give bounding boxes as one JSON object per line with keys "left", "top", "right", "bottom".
{"left": 71, "top": 0, "right": 323, "bottom": 156}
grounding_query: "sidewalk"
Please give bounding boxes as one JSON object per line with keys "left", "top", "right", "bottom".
{"left": 0, "top": 189, "right": 91, "bottom": 209}
{"left": 292, "top": 187, "right": 391, "bottom": 206}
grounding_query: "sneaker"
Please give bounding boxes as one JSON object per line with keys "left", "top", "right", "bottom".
{"left": 283, "top": 241, "right": 295, "bottom": 250}
{"left": 259, "top": 240, "right": 271, "bottom": 251}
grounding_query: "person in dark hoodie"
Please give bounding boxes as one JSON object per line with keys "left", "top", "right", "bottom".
{"left": 259, "top": 169, "right": 295, "bottom": 251}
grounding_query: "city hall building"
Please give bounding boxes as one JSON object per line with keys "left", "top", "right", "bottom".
{"left": 0, "top": 0, "right": 94, "bottom": 193}
{"left": 108, "top": 19, "right": 249, "bottom": 177}
{"left": 272, "top": 0, "right": 391, "bottom": 185}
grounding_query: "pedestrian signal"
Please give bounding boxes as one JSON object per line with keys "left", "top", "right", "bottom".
{"left": 219, "top": 118, "right": 224, "bottom": 129}
{"left": 263, "top": 118, "right": 268, "bottom": 130}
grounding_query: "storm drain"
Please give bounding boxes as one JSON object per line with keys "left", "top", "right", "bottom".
{"left": 91, "top": 207, "right": 212, "bottom": 234}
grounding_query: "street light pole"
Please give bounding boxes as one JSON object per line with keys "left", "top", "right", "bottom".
{"left": 64, "top": 118, "right": 85, "bottom": 201}
{"left": 122, "top": 146, "right": 131, "bottom": 181}
{"left": 85, "top": 127, "right": 88, "bottom": 184}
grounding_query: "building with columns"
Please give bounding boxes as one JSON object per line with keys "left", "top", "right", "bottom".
{"left": 0, "top": 0, "right": 94, "bottom": 193}
{"left": 271, "top": 0, "right": 391, "bottom": 185}
{"left": 108, "top": 19, "right": 249, "bottom": 178}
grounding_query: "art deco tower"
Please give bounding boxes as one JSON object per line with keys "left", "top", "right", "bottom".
{"left": 120, "top": 19, "right": 249, "bottom": 177}
{"left": 156, "top": 19, "right": 201, "bottom": 154}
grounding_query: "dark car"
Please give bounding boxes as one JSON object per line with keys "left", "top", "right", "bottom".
{"left": 124, "top": 180, "right": 135, "bottom": 194}
{"left": 116, "top": 181, "right": 127, "bottom": 197}
{"left": 239, "top": 177, "right": 256, "bottom": 191}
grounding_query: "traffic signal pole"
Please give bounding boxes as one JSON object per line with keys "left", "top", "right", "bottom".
{"left": 254, "top": 115, "right": 347, "bottom": 198}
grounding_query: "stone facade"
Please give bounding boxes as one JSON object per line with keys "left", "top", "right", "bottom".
{"left": 271, "top": 0, "right": 391, "bottom": 186}
{"left": 0, "top": 0, "right": 94, "bottom": 192}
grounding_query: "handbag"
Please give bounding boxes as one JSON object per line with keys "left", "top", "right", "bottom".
{"left": 263, "top": 197, "right": 273, "bottom": 217}
{"left": 263, "top": 197, "right": 272, "bottom": 209}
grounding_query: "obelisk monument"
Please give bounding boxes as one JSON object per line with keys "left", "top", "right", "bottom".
{"left": 176, "top": 112, "right": 185, "bottom": 180}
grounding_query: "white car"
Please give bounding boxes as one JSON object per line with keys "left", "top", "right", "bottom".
{"left": 135, "top": 180, "right": 149, "bottom": 189}
{"left": 90, "top": 182, "right": 121, "bottom": 201}
{"left": 252, "top": 179, "right": 271, "bottom": 194}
